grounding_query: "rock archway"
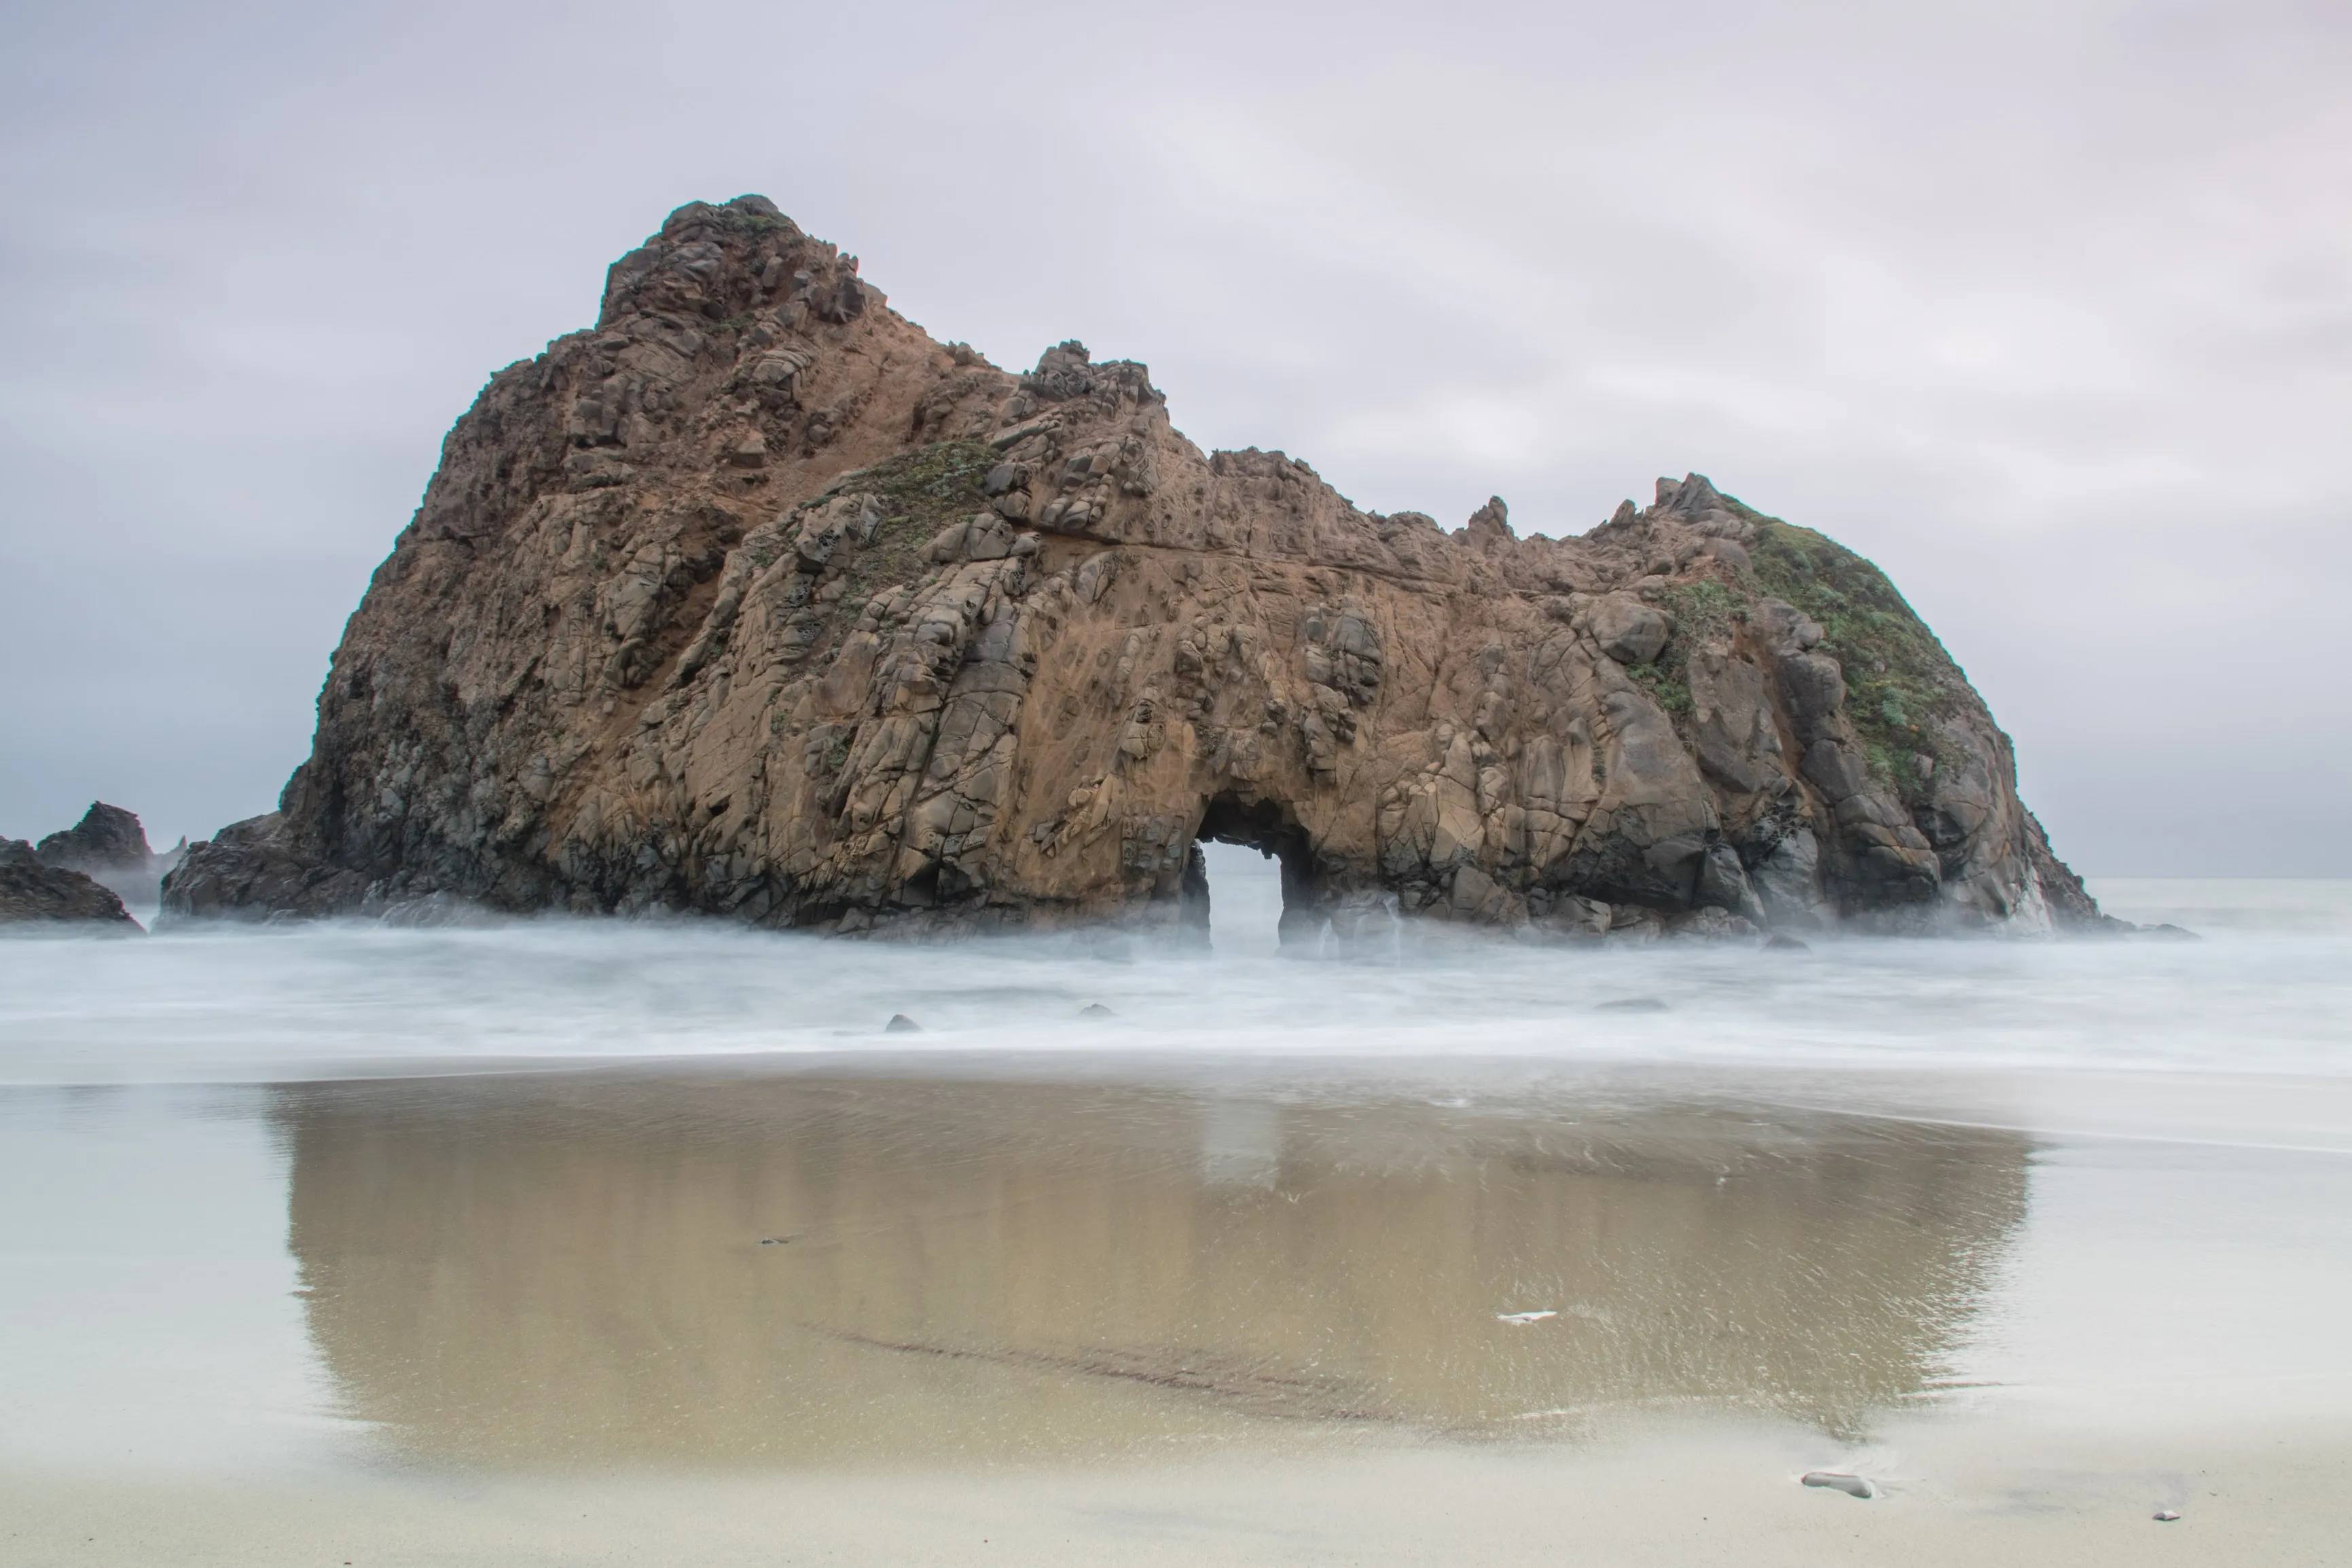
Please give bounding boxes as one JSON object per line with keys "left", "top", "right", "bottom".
{"left": 162, "top": 195, "right": 2113, "bottom": 940}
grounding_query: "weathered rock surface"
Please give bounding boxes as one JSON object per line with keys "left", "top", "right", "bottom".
{"left": 164, "top": 195, "right": 2109, "bottom": 941}
{"left": 1, "top": 839, "right": 139, "bottom": 928}
{"left": 37, "top": 801, "right": 158, "bottom": 875}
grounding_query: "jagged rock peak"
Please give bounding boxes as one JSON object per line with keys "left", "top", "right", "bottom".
{"left": 1464, "top": 496, "right": 1514, "bottom": 547}
{"left": 161, "top": 196, "right": 2112, "bottom": 942}
{"left": 36, "top": 801, "right": 156, "bottom": 874}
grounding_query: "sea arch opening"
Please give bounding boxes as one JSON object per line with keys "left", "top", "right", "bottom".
{"left": 1183, "top": 792, "right": 1327, "bottom": 955}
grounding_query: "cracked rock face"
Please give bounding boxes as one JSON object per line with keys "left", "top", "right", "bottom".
{"left": 163, "top": 195, "right": 2105, "bottom": 940}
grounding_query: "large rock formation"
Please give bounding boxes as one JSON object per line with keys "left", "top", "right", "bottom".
{"left": 1, "top": 839, "right": 139, "bottom": 928}
{"left": 165, "top": 195, "right": 2108, "bottom": 941}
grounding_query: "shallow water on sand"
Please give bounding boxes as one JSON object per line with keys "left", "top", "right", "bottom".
{"left": 4, "top": 877, "right": 2351, "bottom": 1563}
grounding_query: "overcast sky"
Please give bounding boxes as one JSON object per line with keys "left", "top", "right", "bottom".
{"left": 2, "top": 0, "right": 2345, "bottom": 874}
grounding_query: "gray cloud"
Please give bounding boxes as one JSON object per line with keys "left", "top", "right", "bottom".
{"left": 3, "top": 0, "right": 2345, "bottom": 872}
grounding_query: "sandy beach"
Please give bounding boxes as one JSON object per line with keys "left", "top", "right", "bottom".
{"left": 7, "top": 1034, "right": 2351, "bottom": 1563}
{"left": 12, "top": 1420, "right": 2349, "bottom": 1567}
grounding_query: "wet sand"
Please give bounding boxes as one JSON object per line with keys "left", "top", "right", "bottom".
{"left": 5, "top": 1059, "right": 2351, "bottom": 1562}
{"left": 11, "top": 1421, "right": 2349, "bottom": 1567}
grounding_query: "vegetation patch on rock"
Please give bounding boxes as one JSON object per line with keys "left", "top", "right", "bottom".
{"left": 1748, "top": 521, "right": 1970, "bottom": 803}
{"left": 1637, "top": 579, "right": 1748, "bottom": 718}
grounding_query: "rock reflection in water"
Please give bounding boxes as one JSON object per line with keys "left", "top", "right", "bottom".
{"left": 274, "top": 1072, "right": 2028, "bottom": 1466}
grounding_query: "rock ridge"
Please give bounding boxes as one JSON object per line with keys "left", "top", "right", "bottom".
{"left": 164, "top": 194, "right": 2111, "bottom": 942}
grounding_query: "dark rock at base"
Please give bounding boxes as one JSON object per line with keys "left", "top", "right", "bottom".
{"left": 2137, "top": 922, "right": 2199, "bottom": 940}
{"left": 0, "top": 840, "right": 140, "bottom": 929}
{"left": 1762, "top": 932, "right": 1811, "bottom": 951}
{"left": 1669, "top": 907, "right": 1762, "bottom": 941}
{"left": 885, "top": 1013, "right": 922, "bottom": 1033}
{"left": 2023, "top": 812, "right": 2133, "bottom": 934}
{"left": 159, "top": 814, "right": 371, "bottom": 924}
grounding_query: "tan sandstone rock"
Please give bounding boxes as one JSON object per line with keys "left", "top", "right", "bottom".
{"left": 162, "top": 195, "right": 2111, "bottom": 941}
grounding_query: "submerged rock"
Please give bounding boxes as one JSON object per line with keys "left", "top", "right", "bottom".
{"left": 161, "top": 194, "right": 2109, "bottom": 943}
{"left": 1800, "top": 1472, "right": 1874, "bottom": 1499}
{"left": 0, "top": 840, "right": 140, "bottom": 929}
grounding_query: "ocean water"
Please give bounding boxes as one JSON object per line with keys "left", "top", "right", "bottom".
{"left": 0, "top": 866, "right": 2347, "bottom": 1085}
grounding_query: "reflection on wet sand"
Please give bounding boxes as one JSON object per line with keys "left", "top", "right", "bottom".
{"left": 275, "top": 1070, "right": 2028, "bottom": 1467}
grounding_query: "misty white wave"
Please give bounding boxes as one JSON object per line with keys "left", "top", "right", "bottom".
{"left": 1, "top": 873, "right": 2347, "bottom": 1085}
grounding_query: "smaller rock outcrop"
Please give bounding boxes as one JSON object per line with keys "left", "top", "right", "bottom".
{"left": 0, "top": 839, "right": 140, "bottom": 928}
{"left": 36, "top": 801, "right": 159, "bottom": 876}
{"left": 35, "top": 801, "right": 185, "bottom": 909}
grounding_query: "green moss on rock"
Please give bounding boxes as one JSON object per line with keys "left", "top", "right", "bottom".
{"left": 1630, "top": 581, "right": 1741, "bottom": 721}
{"left": 834, "top": 439, "right": 999, "bottom": 602}
{"left": 856, "top": 438, "right": 998, "bottom": 518}
{"left": 1747, "top": 520, "right": 1975, "bottom": 801}
{"left": 1630, "top": 659, "right": 1693, "bottom": 716}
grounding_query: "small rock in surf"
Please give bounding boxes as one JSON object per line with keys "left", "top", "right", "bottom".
{"left": 1801, "top": 1472, "right": 1873, "bottom": 1499}
{"left": 1597, "top": 998, "right": 1669, "bottom": 1013}
{"left": 885, "top": 1013, "right": 922, "bottom": 1033}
